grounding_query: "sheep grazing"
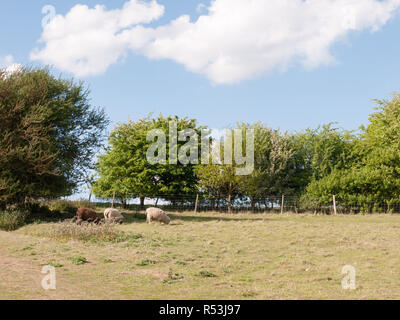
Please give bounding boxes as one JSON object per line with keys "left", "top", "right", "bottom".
{"left": 104, "top": 208, "right": 124, "bottom": 224}
{"left": 75, "top": 207, "right": 100, "bottom": 224}
{"left": 146, "top": 207, "right": 170, "bottom": 225}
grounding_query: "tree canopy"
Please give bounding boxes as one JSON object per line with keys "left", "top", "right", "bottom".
{"left": 92, "top": 114, "right": 206, "bottom": 206}
{"left": 0, "top": 67, "right": 109, "bottom": 207}
{"left": 304, "top": 93, "right": 400, "bottom": 202}
{"left": 92, "top": 93, "right": 400, "bottom": 212}
{"left": 3, "top": 66, "right": 400, "bottom": 213}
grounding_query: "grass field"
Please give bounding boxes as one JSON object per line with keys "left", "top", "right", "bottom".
{"left": 1, "top": 211, "right": 400, "bottom": 300}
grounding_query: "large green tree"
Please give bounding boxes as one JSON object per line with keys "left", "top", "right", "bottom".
{"left": 239, "top": 122, "right": 294, "bottom": 208}
{"left": 93, "top": 114, "right": 206, "bottom": 207}
{"left": 0, "top": 67, "right": 109, "bottom": 207}
{"left": 303, "top": 94, "right": 400, "bottom": 204}
{"left": 195, "top": 163, "right": 242, "bottom": 213}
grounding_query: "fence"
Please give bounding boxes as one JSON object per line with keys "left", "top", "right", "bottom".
{"left": 90, "top": 194, "right": 400, "bottom": 214}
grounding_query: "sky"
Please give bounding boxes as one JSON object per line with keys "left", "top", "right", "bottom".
{"left": 2, "top": 0, "right": 400, "bottom": 200}
{"left": 1, "top": 0, "right": 400, "bottom": 135}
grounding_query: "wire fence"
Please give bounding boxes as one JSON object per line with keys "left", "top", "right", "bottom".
{"left": 90, "top": 194, "right": 400, "bottom": 214}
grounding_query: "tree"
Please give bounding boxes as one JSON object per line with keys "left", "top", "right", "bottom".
{"left": 195, "top": 122, "right": 258, "bottom": 212}
{"left": 303, "top": 124, "right": 358, "bottom": 181}
{"left": 238, "top": 122, "right": 294, "bottom": 209}
{"left": 0, "top": 67, "right": 109, "bottom": 208}
{"left": 93, "top": 114, "right": 206, "bottom": 208}
{"left": 195, "top": 163, "right": 242, "bottom": 212}
{"left": 303, "top": 94, "right": 400, "bottom": 204}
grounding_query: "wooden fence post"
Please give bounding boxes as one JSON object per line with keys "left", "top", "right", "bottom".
{"left": 281, "top": 194, "right": 285, "bottom": 214}
{"left": 112, "top": 191, "right": 115, "bottom": 208}
{"left": 333, "top": 195, "right": 337, "bottom": 215}
{"left": 194, "top": 194, "right": 199, "bottom": 213}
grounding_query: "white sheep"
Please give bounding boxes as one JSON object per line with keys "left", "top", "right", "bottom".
{"left": 146, "top": 207, "right": 170, "bottom": 225}
{"left": 104, "top": 208, "right": 124, "bottom": 224}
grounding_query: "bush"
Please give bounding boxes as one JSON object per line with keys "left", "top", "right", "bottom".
{"left": 73, "top": 199, "right": 95, "bottom": 209}
{"left": 0, "top": 210, "right": 28, "bottom": 231}
{"left": 298, "top": 194, "right": 324, "bottom": 213}
{"left": 46, "top": 200, "right": 78, "bottom": 214}
{"left": 26, "top": 202, "right": 52, "bottom": 215}
{"left": 23, "top": 202, "right": 75, "bottom": 222}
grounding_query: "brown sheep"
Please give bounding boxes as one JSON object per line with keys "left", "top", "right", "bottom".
{"left": 146, "top": 207, "right": 170, "bottom": 225}
{"left": 75, "top": 207, "right": 100, "bottom": 224}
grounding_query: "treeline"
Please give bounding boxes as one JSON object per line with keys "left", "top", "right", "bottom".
{"left": 92, "top": 94, "right": 400, "bottom": 213}
{"left": 2, "top": 67, "right": 400, "bottom": 214}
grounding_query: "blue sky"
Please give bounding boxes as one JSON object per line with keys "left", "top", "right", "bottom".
{"left": 1, "top": 0, "right": 400, "bottom": 136}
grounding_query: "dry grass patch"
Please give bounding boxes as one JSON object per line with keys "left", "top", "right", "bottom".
{"left": 1, "top": 212, "right": 400, "bottom": 299}
{"left": 23, "top": 221, "right": 143, "bottom": 244}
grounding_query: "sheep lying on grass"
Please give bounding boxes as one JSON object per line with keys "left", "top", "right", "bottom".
{"left": 146, "top": 207, "right": 170, "bottom": 225}
{"left": 104, "top": 208, "right": 124, "bottom": 224}
{"left": 73, "top": 207, "right": 101, "bottom": 224}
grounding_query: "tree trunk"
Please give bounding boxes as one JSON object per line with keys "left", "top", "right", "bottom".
{"left": 140, "top": 196, "right": 145, "bottom": 210}
{"left": 227, "top": 193, "right": 232, "bottom": 213}
{"left": 122, "top": 199, "right": 127, "bottom": 209}
{"left": 251, "top": 198, "right": 256, "bottom": 213}
{"left": 194, "top": 194, "right": 199, "bottom": 213}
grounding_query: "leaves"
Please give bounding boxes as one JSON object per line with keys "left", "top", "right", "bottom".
{"left": 0, "top": 67, "right": 109, "bottom": 206}
{"left": 92, "top": 114, "right": 205, "bottom": 202}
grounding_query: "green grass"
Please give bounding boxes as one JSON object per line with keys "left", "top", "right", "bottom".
{"left": 70, "top": 256, "right": 88, "bottom": 265}
{"left": 136, "top": 259, "right": 157, "bottom": 266}
{"left": 195, "top": 270, "right": 217, "bottom": 278}
{"left": 1, "top": 211, "right": 400, "bottom": 299}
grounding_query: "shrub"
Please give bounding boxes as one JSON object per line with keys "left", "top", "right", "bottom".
{"left": 46, "top": 200, "right": 78, "bottom": 214}
{"left": 17, "top": 201, "right": 77, "bottom": 222}
{"left": 298, "top": 194, "right": 323, "bottom": 213}
{"left": 27, "top": 202, "right": 53, "bottom": 215}
{"left": 0, "top": 210, "right": 28, "bottom": 231}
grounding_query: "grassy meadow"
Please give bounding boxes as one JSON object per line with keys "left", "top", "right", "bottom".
{"left": 1, "top": 210, "right": 400, "bottom": 300}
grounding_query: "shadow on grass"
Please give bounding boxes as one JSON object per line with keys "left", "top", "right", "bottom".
{"left": 121, "top": 211, "right": 270, "bottom": 224}
{"left": 168, "top": 213, "right": 269, "bottom": 223}
{"left": 122, "top": 212, "right": 147, "bottom": 224}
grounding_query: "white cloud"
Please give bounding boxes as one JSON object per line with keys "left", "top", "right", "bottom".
{"left": 31, "top": 0, "right": 164, "bottom": 77}
{"left": 31, "top": 0, "right": 400, "bottom": 84}
{"left": 0, "top": 55, "right": 22, "bottom": 77}
{"left": 0, "top": 55, "right": 15, "bottom": 68}
{"left": 196, "top": 3, "right": 207, "bottom": 14}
